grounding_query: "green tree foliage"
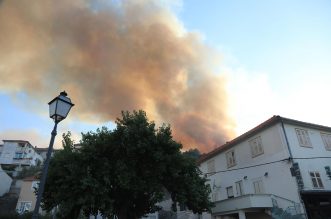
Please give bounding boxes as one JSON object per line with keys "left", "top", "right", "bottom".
{"left": 42, "top": 111, "right": 212, "bottom": 219}
{"left": 182, "top": 148, "right": 201, "bottom": 160}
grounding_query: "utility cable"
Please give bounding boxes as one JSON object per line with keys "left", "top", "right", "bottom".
{"left": 205, "top": 156, "right": 331, "bottom": 176}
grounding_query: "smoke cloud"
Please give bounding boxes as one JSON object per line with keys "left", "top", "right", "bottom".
{"left": 0, "top": 0, "right": 235, "bottom": 151}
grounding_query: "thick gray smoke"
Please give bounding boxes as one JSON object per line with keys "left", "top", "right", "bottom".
{"left": 0, "top": 0, "right": 235, "bottom": 151}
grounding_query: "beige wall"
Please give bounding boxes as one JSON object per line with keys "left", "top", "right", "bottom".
{"left": 16, "top": 180, "right": 38, "bottom": 213}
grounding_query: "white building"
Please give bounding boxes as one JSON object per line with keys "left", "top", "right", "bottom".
{"left": 199, "top": 116, "right": 331, "bottom": 219}
{"left": 0, "top": 140, "right": 43, "bottom": 167}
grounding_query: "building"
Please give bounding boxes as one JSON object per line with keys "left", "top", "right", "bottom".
{"left": 198, "top": 116, "right": 331, "bottom": 219}
{"left": 0, "top": 165, "right": 12, "bottom": 196}
{"left": 34, "top": 147, "right": 60, "bottom": 160}
{"left": 15, "top": 176, "right": 39, "bottom": 214}
{"left": 0, "top": 140, "right": 43, "bottom": 167}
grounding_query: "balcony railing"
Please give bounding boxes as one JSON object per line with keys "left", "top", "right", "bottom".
{"left": 12, "top": 158, "right": 33, "bottom": 165}
{"left": 212, "top": 194, "right": 274, "bottom": 214}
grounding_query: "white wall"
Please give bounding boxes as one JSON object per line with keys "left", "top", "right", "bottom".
{"left": 0, "top": 165, "right": 12, "bottom": 196}
{"left": 284, "top": 124, "right": 331, "bottom": 191}
{"left": 0, "top": 142, "right": 16, "bottom": 164}
{"left": 200, "top": 123, "right": 302, "bottom": 208}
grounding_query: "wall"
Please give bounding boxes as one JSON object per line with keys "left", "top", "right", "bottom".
{"left": 284, "top": 123, "right": 331, "bottom": 191}
{"left": 0, "top": 142, "right": 17, "bottom": 164}
{"left": 0, "top": 166, "right": 12, "bottom": 196}
{"left": 200, "top": 123, "right": 302, "bottom": 209}
{"left": 16, "top": 180, "right": 38, "bottom": 212}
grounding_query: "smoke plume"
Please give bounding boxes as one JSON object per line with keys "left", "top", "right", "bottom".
{"left": 0, "top": 0, "right": 235, "bottom": 151}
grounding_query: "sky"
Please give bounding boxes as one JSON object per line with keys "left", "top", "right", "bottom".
{"left": 0, "top": 0, "right": 331, "bottom": 152}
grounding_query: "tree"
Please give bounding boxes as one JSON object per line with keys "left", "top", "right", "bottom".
{"left": 42, "top": 110, "right": 212, "bottom": 219}
{"left": 183, "top": 148, "right": 201, "bottom": 160}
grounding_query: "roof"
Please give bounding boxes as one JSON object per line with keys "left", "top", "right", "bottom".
{"left": 23, "top": 175, "right": 39, "bottom": 181}
{"left": 198, "top": 115, "right": 331, "bottom": 164}
{"left": 35, "top": 147, "right": 61, "bottom": 152}
{"left": 2, "top": 140, "right": 32, "bottom": 145}
{"left": 34, "top": 147, "right": 48, "bottom": 152}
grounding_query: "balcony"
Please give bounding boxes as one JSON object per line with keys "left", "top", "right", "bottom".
{"left": 12, "top": 158, "right": 33, "bottom": 165}
{"left": 212, "top": 194, "right": 274, "bottom": 214}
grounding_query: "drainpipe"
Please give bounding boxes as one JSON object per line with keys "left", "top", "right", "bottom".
{"left": 279, "top": 117, "right": 308, "bottom": 219}
{"left": 279, "top": 117, "right": 293, "bottom": 159}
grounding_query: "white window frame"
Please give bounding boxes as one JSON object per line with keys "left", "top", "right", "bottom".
{"left": 235, "top": 180, "right": 244, "bottom": 196}
{"left": 310, "top": 171, "right": 324, "bottom": 189}
{"left": 249, "top": 136, "right": 264, "bottom": 157}
{"left": 321, "top": 132, "right": 331, "bottom": 151}
{"left": 253, "top": 178, "right": 264, "bottom": 194}
{"left": 295, "top": 128, "right": 312, "bottom": 147}
{"left": 226, "top": 186, "right": 234, "bottom": 198}
{"left": 226, "top": 150, "right": 236, "bottom": 168}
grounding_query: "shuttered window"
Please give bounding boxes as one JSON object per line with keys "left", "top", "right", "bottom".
{"left": 295, "top": 128, "right": 312, "bottom": 147}
{"left": 226, "top": 150, "right": 236, "bottom": 168}
{"left": 250, "top": 136, "right": 264, "bottom": 157}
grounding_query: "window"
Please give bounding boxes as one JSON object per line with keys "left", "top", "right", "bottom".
{"left": 14, "top": 152, "right": 23, "bottom": 159}
{"left": 207, "top": 159, "right": 215, "bottom": 174}
{"left": 17, "top": 202, "right": 32, "bottom": 214}
{"left": 321, "top": 133, "right": 331, "bottom": 150}
{"left": 310, "top": 171, "right": 324, "bottom": 189}
{"left": 295, "top": 128, "right": 312, "bottom": 147}
{"left": 211, "top": 192, "right": 218, "bottom": 202}
{"left": 226, "top": 150, "right": 236, "bottom": 168}
{"left": 250, "top": 136, "right": 264, "bottom": 157}
{"left": 226, "top": 186, "right": 234, "bottom": 198}
{"left": 235, "top": 180, "right": 244, "bottom": 196}
{"left": 253, "top": 179, "right": 264, "bottom": 194}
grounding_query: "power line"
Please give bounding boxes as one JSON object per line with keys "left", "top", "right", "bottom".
{"left": 205, "top": 156, "right": 331, "bottom": 176}
{"left": 292, "top": 156, "right": 331, "bottom": 160}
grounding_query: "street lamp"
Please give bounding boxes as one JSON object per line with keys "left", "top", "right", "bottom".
{"left": 32, "top": 91, "right": 74, "bottom": 219}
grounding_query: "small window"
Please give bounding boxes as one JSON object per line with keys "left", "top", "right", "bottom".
{"left": 253, "top": 179, "right": 264, "bottom": 194}
{"left": 310, "top": 171, "right": 324, "bottom": 189}
{"left": 321, "top": 133, "right": 331, "bottom": 151}
{"left": 235, "top": 180, "right": 244, "bottom": 196}
{"left": 295, "top": 128, "right": 312, "bottom": 147}
{"left": 250, "top": 136, "right": 264, "bottom": 157}
{"left": 226, "top": 186, "right": 234, "bottom": 198}
{"left": 207, "top": 159, "right": 215, "bottom": 174}
{"left": 14, "top": 152, "right": 23, "bottom": 159}
{"left": 211, "top": 192, "right": 218, "bottom": 202}
{"left": 226, "top": 150, "right": 236, "bottom": 168}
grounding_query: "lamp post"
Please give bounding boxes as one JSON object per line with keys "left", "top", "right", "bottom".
{"left": 32, "top": 91, "right": 74, "bottom": 219}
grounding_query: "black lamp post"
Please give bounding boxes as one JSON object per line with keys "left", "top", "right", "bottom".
{"left": 32, "top": 91, "right": 74, "bottom": 219}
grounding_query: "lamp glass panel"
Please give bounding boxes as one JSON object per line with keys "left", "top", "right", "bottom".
{"left": 56, "top": 99, "right": 72, "bottom": 118}
{"left": 49, "top": 100, "right": 57, "bottom": 118}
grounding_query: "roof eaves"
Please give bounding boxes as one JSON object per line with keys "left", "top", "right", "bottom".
{"left": 281, "top": 117, "right": 331, "bottom": 132}
{"left": 198, "top": 115, "right": 281, "bottom": 164}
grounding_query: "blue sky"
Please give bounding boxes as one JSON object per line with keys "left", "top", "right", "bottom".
{"left": 177, "top": 0, "right": 331, "bottom": 132}
{"left": 1, "top": 0, "right": 331, "bottom": 149}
